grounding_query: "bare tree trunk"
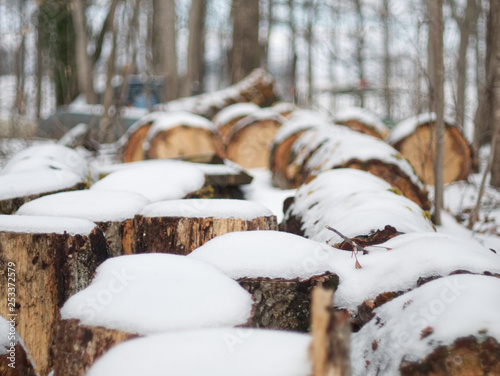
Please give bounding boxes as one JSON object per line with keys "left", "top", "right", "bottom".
{"left": 13, "top": 0, "right": 26, "bottom": 121}
{"left": 449, "top": 0, "right": 478, "bottom": 131}
{"left": 152, "top": 0, "right": 179, "bottom": 101}
{"left": 306, "top": 1, "right": 314, "bottom": 107}
{"left": 428, "top": 0, "right": 445, "bottom": 225}
{"left": 289, "top": 0, "right": 298, "bottom": 103}
{"left": 36, "top": 7, "right": 44, "bottom": 120}
{"left": 382, "top": 0, "right": 391, "bottom": 118}
{"left": 99, "top": 0, "right": 120, "bottom": 143}
{"left": 230, "top": 0, "right": 260, "bottom": 83}
{"left": 264, "top": 0, "right": 273, "bottom": 69}
{"left": 490, "top": 0, "right": 500, "bottom": 188}
{"left": 71, "top": 0, "right": 98, "bottom": 104}
{"left": 182, "top": 0, "right": 206, "bottom": 97}
{"left": 354, "top": 0, "right": 365, "bottom": 107}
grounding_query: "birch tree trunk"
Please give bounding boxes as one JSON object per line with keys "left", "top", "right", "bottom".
{"left": 71, "top": 0, "right": 97, "bottom": 104}
{"left": 354, "top": 0, "right": 365, "bottom": 107}
{"left": 182, "top": 0, "right": 206, "bottom": 97}
{"left": 382, "top": 0, "right": 392, "bottom": 118}
{"left": 428, "top": 0, "right": 445, "bottom": 225}
{"left": 490, "top": 0, "right": 500, "bottom": 188}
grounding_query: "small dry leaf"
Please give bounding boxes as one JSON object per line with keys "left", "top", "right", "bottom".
{"left": 371, "top": 340, "right": 379, "bottom": 351}
{"left": 420, "top": 326, "right": 434, "bottom": 339}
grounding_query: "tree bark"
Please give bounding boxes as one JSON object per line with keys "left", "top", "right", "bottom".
{"left": 354, "top": 0, "right": 366, "bottom": 107}
{"left": 428, "top": 0, "right": 445, "bottom": 225}
{"left": 230, "top": 0, "right": 261, "bottom": 83}
{"left": 182, "top": 0, "right": 206, "bottom": 97}
{"left": 238, "top": 273, "right": 339, "bottom": 332}
{"left": 134, "top": 214, "right": 278, "bottom": 255}
{"left": 71, "top": 0, "right": 97, "bottom": 104}
{"left": 0, "top": 334, "right": 37, "bottom": 376}
{"left": 152, "top": 0, "right": 179, "bottom": 101}
{"left": 310, "top": 287, "right": 352, "bottom": 376}
{"left": 0, "top": 227, "right": 107, "bottom": 375}
{"left": 382, "top": 0, "right": 392, "bottom": 118}
{"left": 489, "top": 0, "right": 500, "bottom": 188}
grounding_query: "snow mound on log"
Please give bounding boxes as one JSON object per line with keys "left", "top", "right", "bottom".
{"left": 87, "top": 328, "right": 311, "bottom": 376}
{"left": 273, "top": 110, "right": 330, "bottom": 145}
{"left": 189, "top": 231, "right": 334, "bottom": 280}
{"left": 141, "top": 199, "right": 273, "bottom": 220}
{"left": 332, "top": 232, "right": 500, "bottom": 312}
{"left": 334, "top": 106, "right": 389, "bottom": 137}
{"left": 388, "top": 112, "right": 456, "bottom": 145}
{"left": 271, "top": 101, "right": 298, "bottom": 114}
{"left": 91, "top": 161, "right": 205, "bottom": 202}
{"left": 286, "top": 169, "right": 434, "bottom": 244}
{"left": 16, "top": 190, "right": 149, "bottom": 222}
{"left": 0, "top": 214, "right": 97, "bottom": 235}
{"left": 61, "top": 254, "right": 253, "bottom": 335}
{"left": 351, "top": 274, "right": 500, "bottom": 376}
{"left": 212, "top": 102, "right": 260, "bottom": 129}
{"left": 0, "top": 169, "right": 84, "bottom": 201}
{"left": 0, "top": 144, "right": 89, "bottom": 179}
{"left": 147, "top": 111, "right": 215, "bottom": 138}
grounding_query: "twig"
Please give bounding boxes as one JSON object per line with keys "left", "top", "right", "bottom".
{"left": 325, "top": 225, "right": 366, "bottom": 269}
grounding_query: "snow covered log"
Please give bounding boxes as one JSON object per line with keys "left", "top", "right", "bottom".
{"left": 85, "top": 329, "right": 312, "bottom": 376}
{"left": 155, "top": 68, "right": 279, "bottom": 119}
{"left": 53, "top": 254, "right": 253, "bottom": 375}
{"left": 0, "top": 215, "right": 107, "bottom": 376}
{"left": 135, "top": 199, "right": 277, "bottom": 255}
{"left": 271, "top": 102, "right": 298, "bottom": 117}
{"left": 282, "top": 126, "right": 430, "bottom": 210}
{"left": 351, "top": 274, "right": 500, "bottom": 376}
{"left": 281, "top": 169, "right": 435, "bottom": 248}
{"left": 334, "top": 106, "right": 390, "bottom": 140}
{"left": 17, "top": 190, "right": 149, "bottom": 257}
{"left": 0, "top": 316, "right": 37, "bottom": 376}
{"left": 388, "top": 113, "right": 473, "bottom": 184}
{"left": 189, "top": 231, "right": 339, "bottom": 331}
{"left": 0, "top": 144, "right": 91, "bottom": 214}
{"left": 212, "top": 102, "right": 260, "bottom": 145}
{"left": 270, "top": 110, "right": 329, "bottom": 188}
{"left": 309, "top": 288, "right": 352, "bottom": 376}
{"left": 226, "top": 109, "right": 286, "bottom": 169}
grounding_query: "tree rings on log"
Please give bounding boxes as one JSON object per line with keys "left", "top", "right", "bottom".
{"left": 0, "top": 215, "right": 107, "bottom": 375}
{"left": 0, "top": 316, "right": 37, "bottom": 376}
{"left": 212, "top": 102, "right": 260, "bottom": 145}
{"left": 16, "top": 190, "right": 149, "bottom": 257}
{"left": 189, "top": 231, "right": 339, "bottom": 331}
{"left": 334, "top": 106, "right": 390, "bottom": 140}
{"left": 389, "top": 114, "right": 473, "bottom": 184}
{"left": 226, "top": 109, "right": 285, "bottom": 168}
{"left": 135, "top": 199, "right": 278, "bottom": 255}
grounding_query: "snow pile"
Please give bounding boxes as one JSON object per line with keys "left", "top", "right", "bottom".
{"left": 273, "top": 110, "right": 329, "bottom": 145}
{"left": 91, "top": 161, "right": 206, "bottom": 202}
{"left": 351, "top": 274, "right": 500, "bottom": 376}
{"left": 0, "top": 214, "right": 96, "bottom": 235}
{"left": 61, "top": 254, "right": 253, "bottom": 334}
{"left": 189, "top": 231, "right": 334, "bottom": 280}
{"left": 146, "top": 111, "right": 216, "bottom": 141}
{"left": 334, "top": 106, "right": 389, "bottom": 137}
{"left": 141, "top": 199, "right": 273, "bottom": 220}
{"left": 231, "top": 109, "right": 286, "bottom": 135}
{"left": 330, "top": 232, "right": 500, "bottom": 312}
{"left": 302, "top": 126, "right": 424, "bottom": 190}
{"left": 388, "top": 112, "right": 456, "bottom": 145}
{"left": 87, "top": 328, "right": 311, "bottom": 376}
{"left": 116, "top": 111, "right": 166, "bottom": 149}
{"left": 285, "top": 169, "right": 434, "bottom": 244}
{"left": 212, "top": 102, "right": 260, "bottom": 128}
{"left": 16, "top": 190, "right": 149, "bottom": 222}
{"left": 0, "top": 169, "right": 84, "bottom": 201}
{"left": 242, "top": 168, "right": 296, "bottom": 222}
{"left": 0, "top": 144, "right": 90, "bottom": 179}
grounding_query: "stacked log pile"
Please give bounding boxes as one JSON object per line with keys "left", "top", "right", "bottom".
{"left": 212, "top": 102, "right": 260, "bottom": 144}
{"left": 333, "top": 106, "right": 390, "bottom": 140}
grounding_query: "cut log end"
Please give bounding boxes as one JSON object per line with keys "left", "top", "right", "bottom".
{"left": 337, "top": 119, "right": 387, "bottom": 140}
{"left": 122, "top": 123, "right": 152, "bottom": 163}
{"left": 270, "top": 131, "right": 306, "bottom": 189}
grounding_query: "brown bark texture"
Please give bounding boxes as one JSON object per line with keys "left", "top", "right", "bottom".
{"left": 237, "top": 273, "right": 339, "bottom": 332}
{"left": 0, "top": 341, "right": 37, "bottom": 376}
{"left": 0, "top": 228, "right": 107, "bottom": 375}
{"left": 51, "top": 319, "right": 138, "bottom": 376}
{"left": 96, "top": 219, "right": 135, "bottom": 257}
{"left": 134, "top": 215, "right": 278, "bottom": 255}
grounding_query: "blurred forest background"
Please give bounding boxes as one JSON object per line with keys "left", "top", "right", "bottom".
{"left": 0, "top": 0, "right": 498, "bottom": 153}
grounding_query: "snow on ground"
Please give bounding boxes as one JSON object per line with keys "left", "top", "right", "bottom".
{"left": 0, "top": 169, "right": 84, "bottom": 201}
{"left": 351, "top": 274, "right": 500, "bottom": 376}
{"left": 189, "top": 231, "right": 334, "bottom": 280}
{"left": 0, "top": 214, "right": 96, "bottom": 236}
{"left": 87, "top": 328, "right": 311, "bottom": 376}
{"left": 286, "top": 169, "right": 434, "bottom": 244}
{"left": 241, "top": 168, "right": 295, "bottom": 223}
{"left": 91, "top": 161, "right": 206, "bottom": 202}
{"left": 16, "top": 190, "right": 149, "bottom": 222}
{"left": 330, "top": 232, "right": 500, "bottom": 312}
{"left": 141, "top": 199, "right": 273, "bottom": 220}
{"left": 61, "top": 254, "right": 253, "bottom": 335}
